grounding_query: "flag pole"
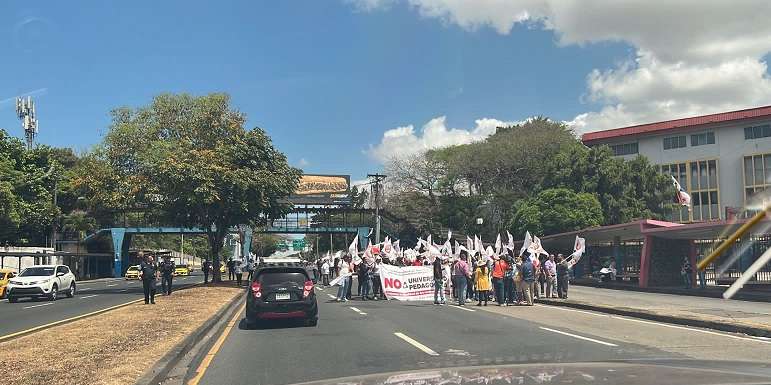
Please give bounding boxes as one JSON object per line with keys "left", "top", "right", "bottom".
{"left": 697, "top": 208, "right": 768, "bottom": 271}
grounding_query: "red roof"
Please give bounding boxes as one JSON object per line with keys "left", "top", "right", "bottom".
{"left": 581, "top": 105, "right": 771, "bottom": 144}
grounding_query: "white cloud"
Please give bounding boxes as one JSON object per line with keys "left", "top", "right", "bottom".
{"left": 368, "top": 116, "right": 517, "bottom": 162}
{"left": 297, "top": 158, "right": 310, "bottom": 167}
{"left": 349, "top": 1, "right": 771, "bottom": 133}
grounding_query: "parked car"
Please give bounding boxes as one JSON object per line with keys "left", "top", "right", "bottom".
{"left": 125, "top": 265, "right": 141, "bottom": 280}
{"left": 245, "top": 262, "right": 318, "bottom": 328}
{"left": 0, "top": 269, "right": 16, "bottom": 298}
{"left": 174, "top": 264, "right": 190, "bottom": 276}
{"left": 7, "top": 265, "right": 77, "bottom": 302}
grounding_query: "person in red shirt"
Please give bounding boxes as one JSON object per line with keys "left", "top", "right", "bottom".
{"left": 491, "top": 256, "right": 508, "bottom": 306}
{"left": 412, "top": 256, "right": 423, "bottom": 267}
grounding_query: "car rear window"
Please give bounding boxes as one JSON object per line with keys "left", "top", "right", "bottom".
{"left": 258, "top": 271, "right": 307, "bottom": 286}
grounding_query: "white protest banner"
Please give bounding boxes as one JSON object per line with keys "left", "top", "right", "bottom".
{"left": 378, "top": 264, "right": 435, "bottom": 301}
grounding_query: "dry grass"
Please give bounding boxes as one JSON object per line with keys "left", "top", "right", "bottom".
{"left": 0, "top": 286, "right": 242, "bottom": 385}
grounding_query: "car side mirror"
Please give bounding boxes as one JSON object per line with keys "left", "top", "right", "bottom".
{"left": 56, "top": 272, "right": 65, "bottom": 277}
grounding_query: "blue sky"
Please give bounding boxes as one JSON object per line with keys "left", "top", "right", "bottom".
{"left": 2, "top": 1, "right": 770, "bottom": 184}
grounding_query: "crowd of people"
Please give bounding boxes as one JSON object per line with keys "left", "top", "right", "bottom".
{"left": 311, "top": 248, "right": 574, "bottom": 306}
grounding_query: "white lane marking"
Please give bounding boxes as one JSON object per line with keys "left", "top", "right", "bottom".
{"left": 327, "top": 294, "right": 336, "bottom": 299}
{"left": 106, "top": 284, "right": 117, "bottom": 287}
{"left": 23, "top": 303, "right": 54, "bottom": 309}
{"left": 349, "top": 306, "right": 367, "bottom": 315}
{"left": 538, "top": 304, "right": 771, "bottom": 345}
{"left": 394, "top": 332, "right": 440, "bottom": 356}
{"left": 80, "top": 294, "right": 99, "bottom": 299}
{"left": 118, "top": 289, "right": 128, "bottom": 292}
{"left": 540, "top": 326, "right": 618, "bottom": 347}
{"left": 316, "top": 286, "right": 324, "bottom": 291}
{"left": 609, "top": 315, "right": 771, "bottom": 345}
{"left": 450, "top": 305, "right": 476, "bottom": 312}
{"left": 79, "top": 288, "right": 92, "bottom": 292}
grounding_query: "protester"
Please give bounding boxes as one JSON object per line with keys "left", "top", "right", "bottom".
{"left": 491, "top": 256, "right": 507, "bottom": 306}
{"left": 336, "top": 255, "right": 353, "bottom": 302}
{"left": 545, "top": 254, "right": 557, "bottom": 298}
{"left": 138, "top": 253, "right": 158, "bottom": 305}
{"left": 556, "top": 254, "right": 570, "bottom": 299}
{"left": 433, "top": 255, "right": 445, "bottom": 305}
{"left": 531, "top": 255, "right": 541, "bottom": 300}
{"left": 513, "top": 256, "right": 524, "bottom": 304}
{"left": 442, "top": 257, "right": 452, "bottom": 303}
{"left": 503, "top": 254, "right": 515, "bottom": 306}
{"left": 246, "top": 257, "right": 255, "bottom": 282}
{"left": 371, "top": 257, "right": 382, "bottom": 300}
{"left": 333, "top": 257, "right": 340, "bottom": 279}
{"left": 452, "top": 252, "right": 471, "bottom": 306}
{"left": 537, "top": 255, "right": 546, "bottom": 297}
{"left": 202, "top": 259, "right": 212, "bottom": 284}
{"left": 696, "top": 253, "right": 706, "bottom": 289}
{"left": 321, "top": 259, "right": 330, "bottom": 286}
{"left": 474, "top": 260, "right": 491, "bottom": 306}
{"left": 359, "top": 259, "right": 371, "bottom": 300}
{"left": 159, "top": 256, "right": 174, "bottom": 296}
{"left": 521, "top": 254, "right": 536, "bottom": 306}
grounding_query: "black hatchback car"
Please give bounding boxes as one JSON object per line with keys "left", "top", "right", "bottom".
{"left": 246, "top": 263, "right": 318, "bottom": 328}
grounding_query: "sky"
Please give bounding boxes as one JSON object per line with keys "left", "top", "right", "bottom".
{"left": 2, "top": 1, "right": 771, "bottom": 186}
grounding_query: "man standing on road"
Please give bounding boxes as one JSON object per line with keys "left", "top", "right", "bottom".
{"left": 159, "top": 256, "right": 175, "bottom": 296}
{"left": 696, "top": 253, "right": 707, "bottom": 289}
{"left": 521, "top": 254, "right": 536, "bottom": 306}
{"left": 227, "top": 258, "right": 235, "bottom": 281}
{"left": 556, "top": 254, "right": 570, "bottom": 299}
{"left": 139, "top": 253, "right": 158, "bottom": 305}
{"left": 321, "top": 259, "right": 330, "bottom": 286}
{"left": 202, "top": 259, "right": 212, "bottom": 284}
{"left": 452, "top": 252, "right": 471, "bottom": 306}
{"left": 433, "top": 254, "right": 445, "bottom": 305}
{"left": 234, "top": 260, "right": 243, "bottom": 286}
{"left": 545, "top": 254, "right": 557, "bottom": 298}
{"left": 491, "top": 256, "right": 507, "bottom": 306}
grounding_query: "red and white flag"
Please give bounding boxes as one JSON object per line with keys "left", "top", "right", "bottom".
{"left": 566, "top": 236, "right": 586, "bottom": 268}
{"left": 348, "top": 234, "right": 359, "bottom": 258}
{"left": 519, "top": 231, "right": 532, "bottom": 256}
{"left": 671, "top": 176, "right": 692, "bottom": 207}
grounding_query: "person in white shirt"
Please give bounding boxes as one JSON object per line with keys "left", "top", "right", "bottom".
{"left": 336, "top": 256, "right": 353, "bottom": 302}
{"left": 321, "top": 260, "right": 330, "bottom": 286}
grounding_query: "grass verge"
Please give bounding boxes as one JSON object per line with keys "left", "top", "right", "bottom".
{"left": 0, "top": 285, "right": 242, "bottom": 385}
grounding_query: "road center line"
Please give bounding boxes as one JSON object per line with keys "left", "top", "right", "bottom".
{"left": 106, "top": 284, "right": 117, "bottom": 287}
{"left": 326, "top": 294, "right": 336, "bottom": 299}
{"left": 394, "top": 332, "right": 440, "bottom": 356}
{"left": 118, "top": 289, "right": 128, "bottom": 292}
{"left": 79, "top": 288, "right": 92, "bottom": 291}
{"left": 450, "top": 305, "right": 476, "bottom": 312}
{"left": 80, "top": 294, "right": 99, "bottom": 299}
{"left": 23, "top": 303, "right": 54, "bottom": 309}
{"left": 349, "top": 306, "right": 367, "bottom": 315}
{"left": 539, "top": 326, "right": 618, "bottom": 347}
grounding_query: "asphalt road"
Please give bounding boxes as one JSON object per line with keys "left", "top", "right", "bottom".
{"left": 0, "top": 272, "right": 205, "bottom": 337}
{"left": 190, "top": 284, "right": 771, "bottom": 385}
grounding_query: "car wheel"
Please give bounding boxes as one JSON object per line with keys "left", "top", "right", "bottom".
{"left": 305, "top": 318, "right": 318, "bottom": 327}
{"left": 8, "top": 296, "right": 17, "bottom": 303}
{"left": 67, "top": 283, "right": 76, "bottom": 298}
{"left": 245, "top": 317, "right": 258, "bottom": 329}
{"left": 49, "top": 284, "right": 58, "bottom": 301}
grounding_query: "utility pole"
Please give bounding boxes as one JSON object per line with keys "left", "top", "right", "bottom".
{"left": 367, "top": 173, "right": 387, "bottom": 244}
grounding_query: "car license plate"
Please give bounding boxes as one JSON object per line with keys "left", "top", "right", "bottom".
{"left": 275, "top": 293, "right": 290, "bottom": 301}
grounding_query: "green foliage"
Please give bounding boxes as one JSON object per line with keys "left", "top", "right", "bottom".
{"left": 510, "top": 188, "right": 603, "bottom": 235}
{"left": 75, "top": 93, "right": 301, "bottom": 281}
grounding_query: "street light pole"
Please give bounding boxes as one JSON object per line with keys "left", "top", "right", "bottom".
{"left": 367, "top": 173, "right": 387, "bottom": 244}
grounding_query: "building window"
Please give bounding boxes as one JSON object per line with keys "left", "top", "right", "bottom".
{"left": 610, "top": 142, "right": 638, "bottom": 156}
{"left": 660, "top": 159, "right": 720, "bottom": 222}
{"left": 663, "top": 136, "right": 686, "bottom": 150}
{"left": 660, "top": 163, "right": 689, "bottom": 222}
{"left": 690, "top": 132, "right": 715, "bottom": 146}
{"left": 743, "top": 153, "right": 771, "bottom": 206}
{"left": 744, "top": 124, "right": 771, "bottom": 140}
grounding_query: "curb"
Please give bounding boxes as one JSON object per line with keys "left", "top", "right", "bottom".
{"left": 538, "top": 298, "right": 771, "bottom": 338}
{"left": 135, "top": 288, "right": 245, "bottom": 385}
{"left": 572, "top": 281, "right": 771, "bottom": 303}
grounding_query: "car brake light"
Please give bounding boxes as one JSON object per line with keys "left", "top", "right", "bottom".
{"left": 251, "top": 281, "right": 262, "bottom": 298}
{"left": 303, "top": 280, "right": 313, "bottom": 298}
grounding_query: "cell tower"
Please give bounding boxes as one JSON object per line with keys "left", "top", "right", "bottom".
{"left": 15, "top": 96, "right": 39, "bottom": 150}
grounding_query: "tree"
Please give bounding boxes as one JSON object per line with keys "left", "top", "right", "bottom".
{"left": 510, "top": 188, "right": 603, "bottom": 235}
{"left": 82, "top": 93, "right": 300, "bottom": 281}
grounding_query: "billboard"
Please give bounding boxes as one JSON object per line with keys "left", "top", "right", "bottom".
{"left": 289, "top": 174, "right": 351, "bottom": 205}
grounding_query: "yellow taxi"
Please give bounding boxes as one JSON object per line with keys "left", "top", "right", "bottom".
{"left": 124, "top": 265, "right": 141, "bottom": 280}
{"left": 173, "top": 264, "right": 190, "bottom": 276}
{"left": 0, "top": 269, "right": 16, "bottom": 298}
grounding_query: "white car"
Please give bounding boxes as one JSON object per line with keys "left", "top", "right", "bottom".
{"left": 6, "top": 265, "right": 77, "bottom": 303}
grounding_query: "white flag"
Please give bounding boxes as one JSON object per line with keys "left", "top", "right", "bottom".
{"left": 466, "top": 236, "right": 473, "bottom": 252}
{"left": 527, "top": 235, "right": 548, "bottom": 258}
{"left": 506, "top": 231, "right": 515, "bottom": 250}
{"left": 519, "top": 231, "right": 532, "bottom": 256}
{"left": 495, "top": 234, "right": 502, "bottom": 254}
{"left": 671, "top": 175, "right": 692, "bottom": 207}
{"left": 348, "top": 234, "right": 359, "bottom": 258}
{"left": 447, "top": 229, "right": 452, "bottom": 241}
{"left": 454, "top": 240, "right": 460, "bottom": 256}
{"left": 566, "top": 236, "right": 586, "bottom": 269}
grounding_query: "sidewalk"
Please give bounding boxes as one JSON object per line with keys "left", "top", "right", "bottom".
{"left": 572, "top": 278, "right": 771, "bottom": 302}
{"left": 539, "top": 286, "right": 771, "bottom": 337}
